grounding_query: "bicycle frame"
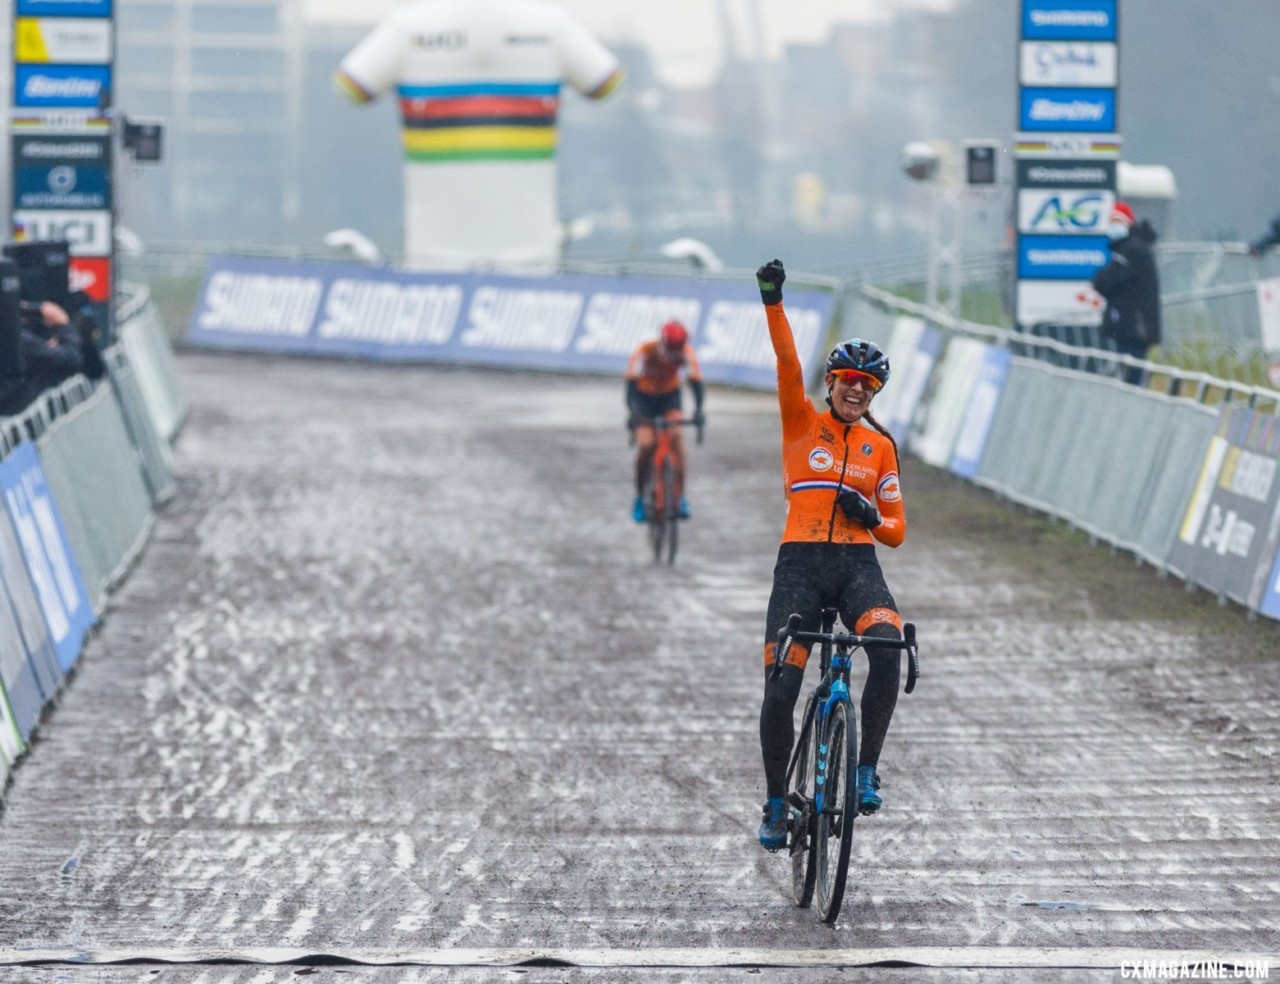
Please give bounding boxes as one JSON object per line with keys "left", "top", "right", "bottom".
{"left": 772, "top": 608, "right": 919, "bottom": 923}
{"left": 631, "top": 415, "right": 703, "bottom": 565}
{"left": 776, "top": 611, "right": 918, "bottom": 792}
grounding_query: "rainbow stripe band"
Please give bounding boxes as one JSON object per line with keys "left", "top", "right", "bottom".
{"left": 397, "top": 81, "right": 562, "bottom": 162}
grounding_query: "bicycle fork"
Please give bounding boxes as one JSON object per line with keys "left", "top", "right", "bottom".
{"left": 814, "top": 672, "right": 851, "bottom": 817}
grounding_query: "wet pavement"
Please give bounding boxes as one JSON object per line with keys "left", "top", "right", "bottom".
{"left": 0, "top": 351, "right": 1276, "bottom": 983}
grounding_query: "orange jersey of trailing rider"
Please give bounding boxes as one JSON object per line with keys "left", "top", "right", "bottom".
{"left": 625, "top": 340, "right": 702, "bottom": 396}
{"left": 764, "top": 303, "right": 906, "bottom": 548}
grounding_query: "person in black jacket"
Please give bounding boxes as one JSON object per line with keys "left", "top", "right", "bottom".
{"left": 1248, "top": 214, "right": 1280, "bottom": 257}
{"left": 19, "top": 299, "right": 84, "bottom": 398}
{"left": 1091, "top": 201, "right": 1162, "bottom": 385}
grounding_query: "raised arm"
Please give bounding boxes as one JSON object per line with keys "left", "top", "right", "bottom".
{"left": 757, "top": 259, "right": 811, "bottom": 436}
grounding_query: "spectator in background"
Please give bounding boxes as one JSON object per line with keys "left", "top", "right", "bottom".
{"left": 1091, "top": 201, "right": 1162, "bottom": 385}
{"left": 67, "top": 291, "right": 106, "bottom": 382}
{"left": 1248, "top": 214, "right": 1280, "bottom": 257}
{"left": 19, "top": 298, "right": 84, "bottom": 398}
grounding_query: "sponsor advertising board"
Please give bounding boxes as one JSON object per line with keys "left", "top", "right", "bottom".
{"left": 11, "top": 208, "right": 111, "bottom": 254}
{"left": 1258, "top": 277, "right": 1280, "bottom": 353}
{"left": 1019, "top": 41, "right": 1117, "bottom": 87}
{"left": 15, "top": 16, "right": 113, "bottom": 63}
{"left": 949, "top": 346, "right": 1013, "bottom": 479}
{"left": 1018, "top": 187, "right": 1114, "bottom": 234}
{"left": 187, "top": 256, "right": 836, "bottom": 390}
{"left": 1017, "top": 159, "right": 1116, "bottom": 188}
{"left": 14, "top": 64, "right": 111, "bottom": 108}
{"left": 1017, "top": 235, "right": 1109, "bottom": 279}
{"left": 1021, "top": 0, "right": 1117, "bottom": 42}
{"left": 0, "top": 442, "right": 94, "bottom": 674}
{"left": 1015, "top": 279, "right": 1103, "bottom": 327}
{"left": 1015, "top": 0, "right": 1118, "bottom": 331}
{"left": 1019, "top": 87, "right": 1116, "bottom": 133}
{"left": 15, "top": 159, "right": 111, "bottom": 210}
{"left": 1168, "top": 406, "right": 1280, "bottom": 611}
{"left": 10, "top": 0, "right": 115, "bottom": 334}
{"left": 17, "top": 0, "right": 112, "bottom": 14}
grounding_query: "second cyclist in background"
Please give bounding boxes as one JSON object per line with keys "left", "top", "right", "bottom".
{"left": 626, "top": 320, "right": 704, "bottom": 521}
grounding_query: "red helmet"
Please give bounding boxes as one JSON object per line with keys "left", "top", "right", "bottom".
{"left": 660, "top": 320, "right": 689, "bottom": 350}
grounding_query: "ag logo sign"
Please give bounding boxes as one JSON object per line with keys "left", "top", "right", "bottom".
{"left": 1018, "top": 188, "right": 1114, "bottom": 234}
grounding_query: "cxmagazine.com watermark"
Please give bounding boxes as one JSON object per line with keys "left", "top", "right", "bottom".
{"left": 1119, "top": 960, "right": 1271, "bottom": 980}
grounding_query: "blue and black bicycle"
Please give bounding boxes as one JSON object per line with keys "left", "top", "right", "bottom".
{"left": 772, "top": 608, "right": 920, "bottom": 924}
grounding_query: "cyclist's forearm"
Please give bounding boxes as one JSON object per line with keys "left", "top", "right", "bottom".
{"left": 689, "top": 379, "right": 704, "bottom": 413}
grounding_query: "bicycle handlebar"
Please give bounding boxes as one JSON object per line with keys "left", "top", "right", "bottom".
{"left": 629, "top": 416, "right": 705, "bottom": 445}
{"left": 771, "top": 612, "right": 921, "bottom": 694}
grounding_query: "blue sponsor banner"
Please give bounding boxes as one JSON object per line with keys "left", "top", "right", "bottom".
{"left": 15, "top": 64, "right": 112, "bottom": 108}
{"left": 950, "top": 346, "right": 1012, "bottom": 479}
{"left": 17, "top": 0, "right": 111, "bottom": 15}
{"left": 0, "top": 486, "right": 62, "bottom": 705}
{"left": 16, "top": 162, "right": 111, "bottom": 210}
{"left": 1018, "top": 234, "right": 1109, "bottom": 280}
{"left": 0, "top": 443, "right": 94, "bottom": 673}
{"left": 187, "top": 256, "right": 838, "bottom": 390}
{"left": 1260, "top": 550, "right": 1280, "bottom": 621}
{"left": 1022, "top": 0, "right": 1116, "bottom": 41}
{"left": 881, "top": 326, "right": 944, "bottom": 443}
{"left": 0, "top": 533, "right": 44, "bottom": 743}
{"left": 1019, "top": 87, "right": 1116, "bottom": 132}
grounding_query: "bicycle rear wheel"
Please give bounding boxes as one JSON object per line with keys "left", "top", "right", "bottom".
{"left": 662, "top": 457, "right": 678, "bottom": 565}
{"left": 789, "top": 695, "right": 818, "bottom": 908}
{"left": 814, "top": 700, "right": 857, "bottom": 924}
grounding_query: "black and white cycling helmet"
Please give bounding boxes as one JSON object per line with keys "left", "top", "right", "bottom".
{"left": 825, "top": 338, "right": 890, "bottom": 386}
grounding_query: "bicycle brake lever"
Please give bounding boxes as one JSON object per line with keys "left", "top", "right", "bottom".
{"left": 903, "top": 621, "right": 919, "bottom": 694}
{"left": 770, "top": 613, "right": 803, "bottom": 681}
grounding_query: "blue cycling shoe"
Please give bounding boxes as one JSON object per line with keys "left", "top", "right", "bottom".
{"left": 758, "top": 796, "right": 788, "bottom": 851}
{"left": 678, "top": 496, "right": 691, "bottom": 519}
{"left": 856, "top": 765, "right": 882, "bottom": 814}
{"left": 632, "top": 496, "right": 646, "bottom": 523}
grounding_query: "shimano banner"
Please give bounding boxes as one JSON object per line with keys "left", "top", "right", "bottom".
{"left": 187, "top": 257, "right": 836, "bottom": 390}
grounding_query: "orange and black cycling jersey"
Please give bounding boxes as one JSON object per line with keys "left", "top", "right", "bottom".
{"left": 764, "top": 303, "right": 905, "bottom": 548}
{"left": 626, "top": 340, "right": 702, "bottom": 396}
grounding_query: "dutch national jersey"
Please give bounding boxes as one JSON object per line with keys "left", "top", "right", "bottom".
{"left": 335, "top": 0, "right": 622, "bottom": 271}
{"left": 764, "top": 303, "right": 906, "bottom": 548}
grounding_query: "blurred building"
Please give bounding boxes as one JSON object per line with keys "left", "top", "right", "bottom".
{"left": 114, "top": 0, "right": 402, "bottom": 251}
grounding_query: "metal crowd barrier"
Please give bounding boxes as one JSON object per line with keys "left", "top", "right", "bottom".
{"left": 858, "top": 282, "right": 1280, "bottom": 621}
{"left": 1, "top": 284, "right": 185, "bottom": 787}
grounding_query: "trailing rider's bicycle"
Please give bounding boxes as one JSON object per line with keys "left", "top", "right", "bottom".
{"left": 772, "top": 608, "right": 920, "bottom": 924}
{"left": 630, "top": 415, "right": 703, "bottom": 565}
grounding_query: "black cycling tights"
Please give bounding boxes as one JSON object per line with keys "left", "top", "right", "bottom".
{"left": 758, "top": 542, "right": 902, "bottom": 800}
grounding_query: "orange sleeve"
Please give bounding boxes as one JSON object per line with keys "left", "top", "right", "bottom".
{"left": 870, "top": 447, "right": 905, "bottom": 548}
{"left": 765, "top": 303, "right": 812, "bottom": 439}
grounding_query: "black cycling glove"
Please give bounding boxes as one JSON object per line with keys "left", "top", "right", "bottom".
{"left": 836, "top": 489, "right": 882, "bottom": 529}
{"left": 756, "top": 259, "right": 785, "bottom": 306}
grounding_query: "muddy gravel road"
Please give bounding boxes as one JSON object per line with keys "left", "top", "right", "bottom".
{"left": 0, "top": 351, "right": 1277, "bottom": 983}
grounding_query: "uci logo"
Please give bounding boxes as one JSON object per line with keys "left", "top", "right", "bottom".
{"left": 808, "top": 448, "right": 833, "bottom": 472}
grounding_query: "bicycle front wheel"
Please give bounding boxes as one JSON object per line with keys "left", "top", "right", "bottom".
{"left": 789, "top": 695, "right": 818, "bottom": 908}
{"left": 814, "top": 700, "right": 857, "bottom": 924}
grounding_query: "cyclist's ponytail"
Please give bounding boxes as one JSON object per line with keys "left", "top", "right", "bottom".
{"left": 862, "top": 411, "right": 901, "bottom": 474}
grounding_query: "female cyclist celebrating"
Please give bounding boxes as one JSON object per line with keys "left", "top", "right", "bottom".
{"left": 752, "top": 258, "right": 907, "bottom": 851}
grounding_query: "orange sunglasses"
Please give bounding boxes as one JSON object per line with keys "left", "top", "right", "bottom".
{"left": 829, "top": 368, "right": 884, "bottom": 392}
